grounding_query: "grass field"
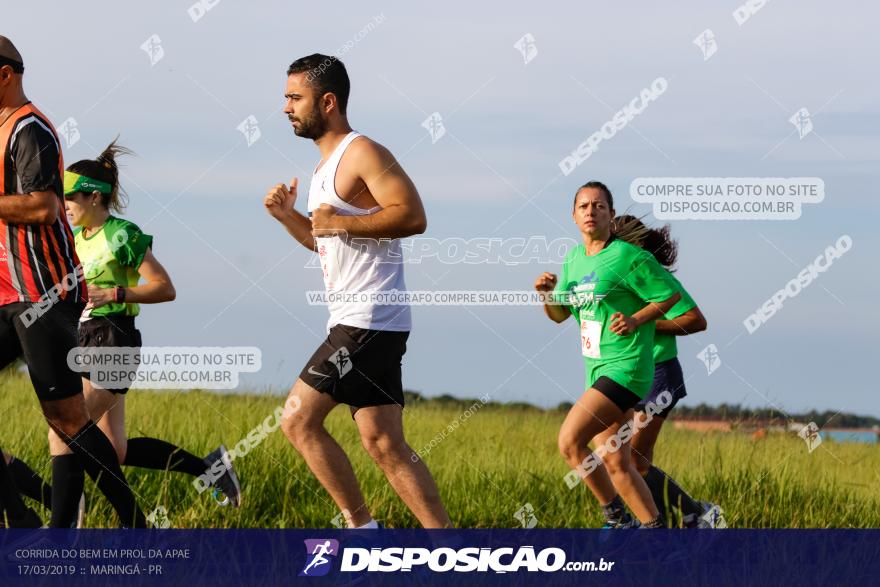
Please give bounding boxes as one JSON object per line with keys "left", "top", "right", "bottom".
{"left": 2, "top": 371, "right": 878, "bottom": 528}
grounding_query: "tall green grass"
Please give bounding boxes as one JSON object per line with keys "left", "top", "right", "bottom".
{"left": 2, "top": 371, "right": 877, "bottom": 528}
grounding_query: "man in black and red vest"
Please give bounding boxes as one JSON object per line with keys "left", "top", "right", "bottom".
{"left": 0, "top": 35, "right": 146, "bottom": 528}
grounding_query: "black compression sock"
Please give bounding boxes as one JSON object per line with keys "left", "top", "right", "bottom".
{"left": 642, "top": 515, "right": 666, "bottom": 529}
{"left": 8, "top": 457, "right": 52, "bottom": 509}
{"left": 124, "top": 437, "right": 207, "bottom": 478}
{"left": 0, "top": 452, "right": 28, "bottom": 520}
{"left": 49, "top": 455, "right": 84, "bottom": 528}
{"left": 601, "top": 495, "right": 627, "bottom": 522}
{"left": 643, "top": 465, "right": 703, "bottom": 518}
{"left": 66, "top": 422, "right": 146, "bottom": 528}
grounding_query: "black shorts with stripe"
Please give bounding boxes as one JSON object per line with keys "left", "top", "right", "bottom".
{"left": 0, "top": 300, "right": 84, "bottom": 401}
{"left": 299, "top": 323, "right": 409, "bottom": 409}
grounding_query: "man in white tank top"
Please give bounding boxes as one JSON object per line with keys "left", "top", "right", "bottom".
{"left": 264, "top": 53, "right": 450, "bottom": 529}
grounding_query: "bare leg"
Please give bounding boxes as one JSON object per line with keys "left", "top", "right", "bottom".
{"left": 48, "top": 379, "right": 122, "bottom": 458}
{"left": 353, "top": 404, "right": 452, "bottom": 528}
{"left": 281, "top": 379, "right": 372, "bottom": 527}
{"left": 557, "top": 388, "right": 659, "bottom": 524}
{"left": 593, "top": 418, "right": 658, "bottom": 523}
{"left": 89, "top": 388, "right": 127, "bottom": 464}
{"left": 579, "top": 462, "right": 618, "bottom": 507}
{"left": 631, "top": 413, "right": 664, "bottom": 477}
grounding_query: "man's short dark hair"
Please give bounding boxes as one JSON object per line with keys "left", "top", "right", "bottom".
{"left": 287, "top": 53, "right": 350, "bottom": 115}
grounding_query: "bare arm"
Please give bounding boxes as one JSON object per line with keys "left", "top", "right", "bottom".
{"left": 264, "top": 178, "right": 315, "bottom": 251}
{"left": 311, "top": 140, "right": 427, "bottom": 239}
{"left": 655, "top": 306, "right": 707, "bottom": 335}
{"left": 0, "top": 190, "right": 59, "bottom": 225}
{"left": 535, "top": 272, "right": 569, "bottom": 323}
{"left": 86, "top": 248, "right": 175, "bottom": 308}
{"left": 609, "top": 293, "right": 681, "bottom": 335}
{"left": 273, "top": 208, "right": 315, "bottom": 251}
{"left": 127, "top": 248, "right": 176, "bottom": 303}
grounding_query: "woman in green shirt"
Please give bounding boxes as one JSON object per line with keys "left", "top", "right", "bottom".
{"left": 44, "top": 140, "right": 241, "bottom": 526}
{"left": 613, "top": 215, "right": 723, "bottom": 527}
{"left": 535, "top": 181, "right": 680, "bottom": 528}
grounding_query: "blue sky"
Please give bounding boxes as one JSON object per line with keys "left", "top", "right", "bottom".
{"left": 6, "top": 1, "right": 878, "bottom": 417}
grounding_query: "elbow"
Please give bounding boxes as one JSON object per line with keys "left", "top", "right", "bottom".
{"left": 37, "top": 204, "right": 59, "bottom": 225}
{"left": 410, "top": 216, "right": 427, "bottom": 235}
{"left": 38, "top": 195, "right": 60, "bottom": 225}
{"left": 690, "top": 308, "right": 708, "bottom": 333}
{"left": 163, "top": 283, "right": 177, "bottom": 303}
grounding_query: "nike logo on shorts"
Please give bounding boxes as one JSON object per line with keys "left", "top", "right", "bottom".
{"left": 307, "top": 366, "right": 331, "bottom": 379}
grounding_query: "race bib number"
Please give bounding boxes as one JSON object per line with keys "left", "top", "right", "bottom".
{"left": 580, "top": 319, "right": 601, "bottom": 359}
{"left": 317, "top": 237, "right": 339, "bottom": 289}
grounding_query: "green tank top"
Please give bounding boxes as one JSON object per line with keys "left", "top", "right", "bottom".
{"left": 653, "top": 273, "right": 697, "bottom": 363}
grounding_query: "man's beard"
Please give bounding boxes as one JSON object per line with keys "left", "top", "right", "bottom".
{"left": 292, "top": 104, "right": 328, "bottom": 140}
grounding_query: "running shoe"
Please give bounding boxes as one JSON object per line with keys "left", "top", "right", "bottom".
{"left": 601, "top": 513, "right": 639, "bottom": 529}
{"left": 203, "top": 445, "right": 241, "bottom": 508}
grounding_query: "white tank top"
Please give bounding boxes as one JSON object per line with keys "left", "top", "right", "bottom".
{"left": 307, "top": 131, "right": 412, "bottom": 332}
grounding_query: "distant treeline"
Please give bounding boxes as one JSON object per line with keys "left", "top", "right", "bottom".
{"left": 403, "top": 391, "right": 880, "bottom": 429}
{"left": 672, "top": 403, "right": 880, "bottom": 429}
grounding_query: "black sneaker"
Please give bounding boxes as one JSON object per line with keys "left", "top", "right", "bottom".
{"left": 203, "top": 445, "right": 241, "bottom": 508}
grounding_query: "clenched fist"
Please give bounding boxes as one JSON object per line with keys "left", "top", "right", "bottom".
{"left": 264, "top": 178, "right": 298, "bottom": 220}
{"left": 534, "top": 272, "right": 558, "bottom": 304}
{"left": 609, "top": 312, "right": 637, "bottom": 336}
{"left": 534, "top": 272, "right": 558, "bottom": 292}
{"left": 310, "top": 203, "right": 344, "bottom": 237}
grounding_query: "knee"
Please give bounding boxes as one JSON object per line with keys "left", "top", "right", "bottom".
{"left": 361, "top": 433, "right": 401, "bottom": 466}
{"left": 602, "top": 451, "right": 628, "bottom": 477}
{"left": 280, "top": 413, "right": 302, "bottom": 445}
{"left": 557, "top": 432, "right": 583, "bottom": 466}
{"left": 46, "top": 415, "right": 83, "bottom": 440}
{"left": 42, "top": 403, "right": 87, "bottom": 438}
{"left": 281, "top": 412, "right": 318, "bottom": 449}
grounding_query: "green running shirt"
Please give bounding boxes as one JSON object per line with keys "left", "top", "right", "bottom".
{"left": 74, "top": 216, "right": 152, "bottom": 318}
{"left": 652, "top": 273, "right": 697, "bottom": 363}
{"left": 553, "top": 239, "right": 678, "bottom": 398}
